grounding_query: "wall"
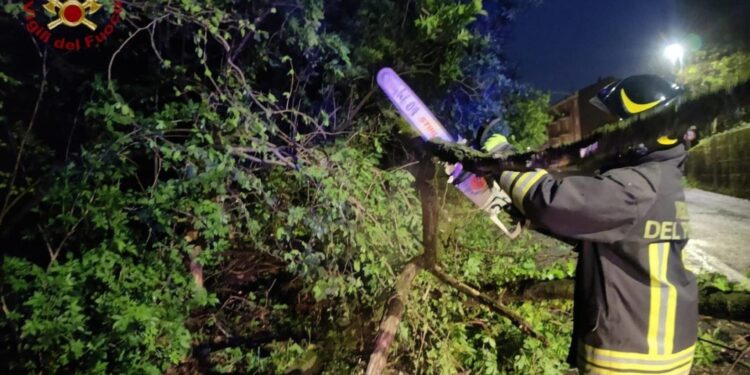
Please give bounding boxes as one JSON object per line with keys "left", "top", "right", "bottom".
{"left": 686, "top": 125, "right": 750, "bottom": 199}
{"left": 546, "top": 94, "right": 578, "bottom": 148}
{"left": 545, "top": 78, "right": 617, "bottom": 149}
{"left": 576, "top": 78, "right": 618, "bottom": 137}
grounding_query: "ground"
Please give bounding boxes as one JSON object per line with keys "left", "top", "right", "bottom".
{"left": 684, "top": 188, "right": 750, "bottom": 285}
{"left": 684, "top": 189, "right": 750, "bottom": 372}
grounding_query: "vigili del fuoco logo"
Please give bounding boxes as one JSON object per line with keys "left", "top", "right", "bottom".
{"left": 22, "top": 0, "right": 123, "bottom": 51}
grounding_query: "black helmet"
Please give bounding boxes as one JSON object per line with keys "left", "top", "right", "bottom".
{"left": 590, "top": 75, "right": 683, "bottom": 120}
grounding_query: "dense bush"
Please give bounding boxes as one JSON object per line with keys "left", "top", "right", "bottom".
{"left": 0, "top": 1, "right": 568, "bottom": 373}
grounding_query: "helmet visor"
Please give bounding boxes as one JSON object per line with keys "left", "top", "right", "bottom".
{"left": 589, "top": 96, "right": 610, "bottom": 115}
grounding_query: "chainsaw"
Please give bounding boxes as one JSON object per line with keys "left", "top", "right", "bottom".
{"left": 376, "top": 67, "right": 523, "bottom": 239}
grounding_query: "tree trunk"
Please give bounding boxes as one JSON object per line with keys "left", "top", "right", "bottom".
{"left": 504, "top": 278, "right": 750, "bottom": 323}
{"left": 521, "top": 279, "right": 575, "bottom": 300}
{"left": 699, "top": 291, "right": 750, "bottom": 322}
{"left": 365, "top": 157, "right": 437, "bottom": 375}
{"left": 365, "top": 260, "right": 421, "bottom": 375}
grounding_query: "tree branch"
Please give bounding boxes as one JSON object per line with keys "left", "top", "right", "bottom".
{"left": 428, "top": 264, "right": 548, "bottom": 344}
{"left": 366, "top": 157, "right": 437, "bottom": 375}
{"left": 0, "top": 50, "right": 47, "bottom": 228}
{"left": 417, "top": 158, "right": 439, "bottom": 268}
{"left": 365, "top": 259, "right": 421, "bottom": 375}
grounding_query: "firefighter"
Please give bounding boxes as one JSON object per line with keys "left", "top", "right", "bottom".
{"left": 438, "top": 75, "right": 698, "bottom": 374}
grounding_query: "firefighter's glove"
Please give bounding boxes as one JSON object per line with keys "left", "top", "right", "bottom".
{"left": 502, "top": 200, "right": 525, "bottom": 224}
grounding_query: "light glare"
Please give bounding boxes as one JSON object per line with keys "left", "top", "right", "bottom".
{"left": 664, "top": 43, "right": 684, "bottom": 65}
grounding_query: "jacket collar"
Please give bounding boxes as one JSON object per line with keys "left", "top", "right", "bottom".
{"left": 599, "top": 144, "right": 686, "bottom": 172}
{"left": 637, "top": 144, "right": 687, "bottom": 168}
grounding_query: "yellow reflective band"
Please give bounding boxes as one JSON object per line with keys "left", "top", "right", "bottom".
{"left": 511, "top": 172, "right": 533, "bottom": 198}
{"left": 648, "top": 243, "right": 662, "bottom": 355}
{"left": 621, "top": 89, "right": 663, "bottom": 114}
{"left": 581, "top": 357, "right": 693, "bottom": 373}
{"left": 499, "top": 171, "right": 519, "bottom": 192}
{"left": 657, "top": 136, "right": 679, "bottom": 146}
{"left": 510, "top": 172, "right": 533, "bottom": 213}
{"left": 517, "top": 170, "right": 548, "bottom": 203}
{"left": 583, "top": 343, "right": 695, "bottom": 361}
{"left": 581, "top": 360, "right": 692, "bottom": 375}
{"left": 663, "top": 243, "right": 678, "bottom": 355}
{"left": 581, "top": 344, "right": 693, "bottom": 372}
{"left": 647, "top": 243, "right": 680, "bottom": 355}
{"left": 509, "top": 170, "right": 549, "bottom": 214}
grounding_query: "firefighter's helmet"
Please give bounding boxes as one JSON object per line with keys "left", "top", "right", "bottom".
{"left": 590, "top": 75, "right": 683, "bottom": 120}
{"left": 477, "top": 118, "right": 516, "bottom": 156}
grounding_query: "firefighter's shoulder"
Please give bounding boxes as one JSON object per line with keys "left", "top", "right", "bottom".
{"left": 602, "top": 163, "right": 660, "bottom": 190}
{"left": 600, "top": 163, "right": 661, "bottom": 207}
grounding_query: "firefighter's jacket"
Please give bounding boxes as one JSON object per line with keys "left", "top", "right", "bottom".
{"left": 498, "top": 144, "right": 697, "bottom": 374}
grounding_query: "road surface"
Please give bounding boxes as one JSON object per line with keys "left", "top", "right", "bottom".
{"left": 683, "top": 188, "right": 750, "bottom": 284}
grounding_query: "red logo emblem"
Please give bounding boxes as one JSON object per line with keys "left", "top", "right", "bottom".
{"left": 22, "top": 0, "right": 123, "bottom": 51}
{"left": 468, "top": 176, "right": 487, "bottom": 193}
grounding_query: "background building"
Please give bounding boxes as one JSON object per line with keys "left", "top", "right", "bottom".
{"left": 545, "top": 78, "right": 619, "bottom": 148}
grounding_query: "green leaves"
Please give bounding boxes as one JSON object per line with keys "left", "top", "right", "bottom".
{"left": 0, "top": 0, "right": 582, "bottom": 373}
{"left": 415, "top": 0, "right": 483, "bottom": 43}
{"left": 679, "top": 49, "right": 750, "bottom": 94}
{"left": 506, "top": 90, "right": 553, "bottom": 151}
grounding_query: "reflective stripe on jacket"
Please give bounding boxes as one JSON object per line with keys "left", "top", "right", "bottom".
{"left": 498, "top": 144, "right": 697, "bottom": 374}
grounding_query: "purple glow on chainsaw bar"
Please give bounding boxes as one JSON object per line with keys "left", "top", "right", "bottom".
{"left": 376, "top": 67, "right": 453, "bottom": 142}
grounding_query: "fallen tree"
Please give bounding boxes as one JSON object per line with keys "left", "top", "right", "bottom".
{"left": 699, "top": 290, "right": 750, "bottom": 322}
{"left": 505, "top": 278, "right": 750, "bottom": 323}
{"left": 365, "top": 157, "right": 547, "bottom": 375}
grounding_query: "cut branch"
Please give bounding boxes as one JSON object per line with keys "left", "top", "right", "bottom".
{"left": 498, "top": 278, "right": 750, "bottom": 324}
{"left": 365, "top": 259, "right": 421, "bottom": 375}
{"left": 521, "top": 279, "right": 575, "bottom": 301}
{"left": 365, "top": 152, "right": 547, "bottom": 374}
{"left": 700, "top": 291, "right": 750, "bottom": 323}
{"left": 417, "top": 157, "right": 438, "bottom": 268}
{"left": 366, "top": 157, "right": 436, "bottom": 375}
{"left": 428, "top": 264, "right": 548, "bottom": 345}
{"left": 0, "top": 50, "right": 47, "bottom": 228}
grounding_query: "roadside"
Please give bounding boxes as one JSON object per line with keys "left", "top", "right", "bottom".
{"left": 683, "top": 188, "right": 750, "bottom": 285}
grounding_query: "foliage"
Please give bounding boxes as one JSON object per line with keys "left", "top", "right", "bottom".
{"left": 686, "top": 121, "right": 750, "bottom": 199}
{"left": 693, "top": 327, "right": 722, "bottom": 367}
{"left": 678, "top": 48, "right": 750, "bottom": 95}
{"left": 697, "top": 272, "right": 750, "bottom": 294}
{"left": 432, "top": 2, "right": 553, "bottom": 146}
{"left": 0, "top": 0, "right": 570, "bottom": 374}
{"left": 504, "top": 90, "right": 552, "bottom": 151}
{"left": 391, "top": 191, "right": 575, "bottom": 374}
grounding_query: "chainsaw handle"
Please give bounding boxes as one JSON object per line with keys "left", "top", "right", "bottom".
{"left": 489, "top": 214, "right": 523, "bottom": 239}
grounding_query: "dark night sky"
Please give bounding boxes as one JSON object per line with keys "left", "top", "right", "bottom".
{"left": 507, "top": 0, "right": 680, "bottom": 101}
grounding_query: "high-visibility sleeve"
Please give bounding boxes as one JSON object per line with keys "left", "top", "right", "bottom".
{"left": 499, "top": 168, "right": 659, "bottom": 243}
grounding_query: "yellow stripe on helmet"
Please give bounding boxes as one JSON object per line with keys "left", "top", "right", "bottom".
{"left": 621, "top": 89, "right": 663, "bottom": 114}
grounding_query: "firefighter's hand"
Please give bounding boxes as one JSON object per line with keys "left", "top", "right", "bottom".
{"left": 502, "top": 201, "right": 526, "bottom": 225}
{"left": 425, "top": 139, "right": 500, "bottom": 176}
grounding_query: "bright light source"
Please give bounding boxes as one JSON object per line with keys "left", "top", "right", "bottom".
{"left": 664, "top": 43, "right": 685, "bottom": 66}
